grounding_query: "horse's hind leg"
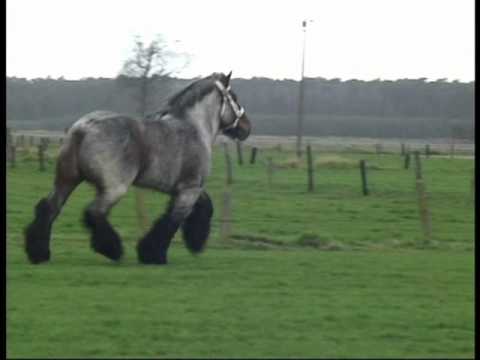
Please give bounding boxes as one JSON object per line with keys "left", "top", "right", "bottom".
{"left": 24, "top": 180, "right": 80, "bottom": 264}
{"left": 137, "top": 188, "right": 203, "bottom": 264}
{"left": 83, "top": 185, "right": 128, "bottom": 261}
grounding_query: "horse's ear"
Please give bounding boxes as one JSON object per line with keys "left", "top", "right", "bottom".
{"left": 225, "top": 71, "right": 232, "bottom": 85}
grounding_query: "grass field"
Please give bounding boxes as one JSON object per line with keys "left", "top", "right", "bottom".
{"left": 6, "top": 143, "right": 475, "bottom": 358}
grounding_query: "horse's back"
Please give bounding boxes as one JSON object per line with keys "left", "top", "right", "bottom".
{"left": 66, "top": 111, "right": 146, "bottom": 188}
{"left": 70, "top": 110, "right": 133, "bottom": 132}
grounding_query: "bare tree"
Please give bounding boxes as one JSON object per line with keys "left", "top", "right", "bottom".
{"left": 118, "top": 35, "right": 188, "bottom": 117}
{"left": 117, "top": 35, "right": 189, "bottom": 231}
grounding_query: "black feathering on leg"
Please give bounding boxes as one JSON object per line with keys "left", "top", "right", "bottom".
{"left": 24, "top": 198, "right": 52, "bottom": 264}
{"left": 137, "top": 205, "right": 180, "bottom": 265}
{"left": 181, "top": 191, "right": 213, "bottom": 254}
{"left": 137, "top": 214, "right": 180, "bottom": 264}
{"left": 83, "top": 210, "right": 123, "bottom": 261}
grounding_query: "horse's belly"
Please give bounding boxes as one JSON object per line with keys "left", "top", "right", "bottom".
{"left": 132, "top": 160, "right": 183, "bottom": 194}
{"left": 133, "top": 174, "right": 175, "bottom": 194}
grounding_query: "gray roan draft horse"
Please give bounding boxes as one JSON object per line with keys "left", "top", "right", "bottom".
{"left": 24, "top": 72, "right": 251, "bottom": 265}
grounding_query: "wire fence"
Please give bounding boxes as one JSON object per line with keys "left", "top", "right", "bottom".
{"left": 6, "top": 130, "right": 475, "bottom": 252}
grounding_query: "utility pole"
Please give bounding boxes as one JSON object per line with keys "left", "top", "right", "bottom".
{"left": 296, "top": 20, "right": 308, "bottom": 158}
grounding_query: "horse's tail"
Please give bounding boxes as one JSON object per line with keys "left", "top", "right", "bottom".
{"left": 56, "top": 126, "right": 86, "bottom": 184}
{"left": 181, "top": 191, "right": 214, "bottom": 253}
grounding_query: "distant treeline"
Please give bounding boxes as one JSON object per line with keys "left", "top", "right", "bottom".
{"left": 6, "top": 76, "right": 474, "bottom": 139}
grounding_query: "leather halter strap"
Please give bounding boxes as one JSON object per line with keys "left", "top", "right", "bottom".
{"left": 214, "top": 80, "right": 245, "bottom": 130}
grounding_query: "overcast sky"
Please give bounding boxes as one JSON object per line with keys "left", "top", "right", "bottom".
{"left": 7, "top": 0, "right": 475, "bottom": 81}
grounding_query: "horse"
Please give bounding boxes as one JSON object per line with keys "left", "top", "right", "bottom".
{"left": 24, "top": 71, "right": 251, "bottom": 265}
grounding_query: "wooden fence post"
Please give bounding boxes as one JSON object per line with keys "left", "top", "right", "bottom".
{"left": 236, "top": 141, "right": 243, "bottom": 166}
{"left": 29, "top": 136, "right": 34, "bottom": 147}
{"left": 221, "top": 144, "right": 233, "bottom": 243}
{"left": 414, "top": 151, "right": 422, "bottom": 178}
{"left": 38, "top": 143, "right": 46, "bottom": 171}
{"left": 306, "top": 144, "right": 314, "bottom": 192}
{"left": 425, "top": 144, "right": 430, "bottom": 158}
{"left": 401, "top": 143, "right": 406, "bottom": 156}
{"left": 6, "top": 128, "right": 12, "bottom": 162}
{"left": 450, "top": 137, "right": 455, "bottom": 159}
{"left": 413, "top": 151, "right": 432, "bottom": 246}
{"left": 250, "top": 147, "right": 258, "bottom": 164}
{"left": 223, "top": 143, "right": 233, "bottom": 185}
{"left": 359, "top": 160, "right": 369, "bottom": 195}
{"left": 6, "top": 127, "right": 12, "bottom": 147}
{"left": 134, "top": 190, "right": 150, "bottom": 232}
{"left": 404, "top": 153, "right": 411, "bottom": 170}
{"left": 10, "top": 145, "right": 16, "bottom": 169}
{"left": 220, "top": 188, "right": 232, "bottom": 244}
{"left": 6, "top": 139, "right": 10, "bottom": 162}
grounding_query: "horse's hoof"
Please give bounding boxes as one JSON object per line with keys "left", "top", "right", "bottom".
{"left": 93, "top": 243, "right": 123, "bottom": 261}
{"left": 26, "top": 247, "right": 50, "bottom": 264}
{"left": 138, "top": 255, "right": 167, "bottom": 265}
{"left": 137, "top": 248, "right": 167, "bottom": 265}
{"left": 139, "top": 259, "right": 167, "bottom": 265}
{"left": 25, "top": 227, "right": 51, "bottom": 264}
{"left": 85, "top": 210, "right": 124, "bottom": 261}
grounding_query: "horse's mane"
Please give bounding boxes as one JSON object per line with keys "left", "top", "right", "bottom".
{"left": 158, "top": 72, "right": 229, "bottom": 118}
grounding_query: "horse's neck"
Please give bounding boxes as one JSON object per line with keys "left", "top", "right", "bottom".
{"left": 184, "top": 92, "right": 221, "bottom": 146}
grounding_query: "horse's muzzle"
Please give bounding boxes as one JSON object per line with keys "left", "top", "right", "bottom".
{"left": 224, "top": 114, "right": 251, "bottom": 141}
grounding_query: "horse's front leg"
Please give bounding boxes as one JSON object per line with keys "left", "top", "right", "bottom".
{"left": 137, "top": 187, "right": 202, "bottom": 264}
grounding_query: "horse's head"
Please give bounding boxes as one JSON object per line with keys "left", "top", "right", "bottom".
{"left": 214, "top": 72, "right": 251, "bottom": 141}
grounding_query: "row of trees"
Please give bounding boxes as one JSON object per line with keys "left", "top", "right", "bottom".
{"left": 7, "top": 69, "right": 473, "bottom": 139}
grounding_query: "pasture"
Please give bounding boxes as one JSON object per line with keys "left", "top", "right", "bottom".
{"left": 6, "top": 141, "right": 474, "bottom": 358}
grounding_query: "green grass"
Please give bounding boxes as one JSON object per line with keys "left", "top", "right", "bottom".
{"left": 6, "top": 144, "right": 474, "bottom": 358}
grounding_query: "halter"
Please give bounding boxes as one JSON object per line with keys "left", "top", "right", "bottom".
{"left": 214, "top": 80, "right": 245, "bottom": 130}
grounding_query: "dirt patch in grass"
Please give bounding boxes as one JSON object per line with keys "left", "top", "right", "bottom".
{"left": 231, "top": 233, "right": 347, "bottom": 251}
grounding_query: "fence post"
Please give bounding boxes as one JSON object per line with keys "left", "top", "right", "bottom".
{"left": 401, "top": 143, "right": 406, "bottom": 156}
{"left": 306, "top": 144, "right": 314, "bottom": 192}
{"left": 6, "top": 127, "right": 12, "bottom": 147}
{"left": 236, "top": 141, "right": 243, "bottom": 166}
{"left": 266, "top": 157, "right": 274, "bottom": 187}
{"left": 18, "top": 135, "right": 25, "bottom": 148}
{"left": 414, "top": 151, "right": 422, "bottom": 178}
{"left": 134, "top": 190, "right": 150, "bottom": 232}
{"left": 404, "top": 152, "right": 411, "bottom": 170}
{"left": 223, "top": 143, "right": 233, "bottom": 185}
{"left": 359, "top": 160, "right": 369, "bottom": 195}
{"left": 450, "top": 137, "right": 455, "bottom": 159}
{"left": 221, "top": 144, "right": 233, "bottom": 243}
{"left": 10, "top": 145, "right": 16, "bottom": 169}
{"left": 220, "top": 188, "right": 232, "bottom": 244}
{"left": 413, "top": 151, "right": 432, "bottom": 246}
{"left": 29, "top": 136, "right": 34, "bottom": 147}
{"left": 38, "top": 143, "right": 46, "bottom": 172}
{"left": 6, "top": 128, "right": 12, "bottom": 162}
{"left": 425, "top": 144, "right": 430, "bottom": 158}
{"left": 250, "top": 147, "right": 258, "bottom": 164}
{"left": 42, "top": 137, "right": 50, "bottom": 148}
